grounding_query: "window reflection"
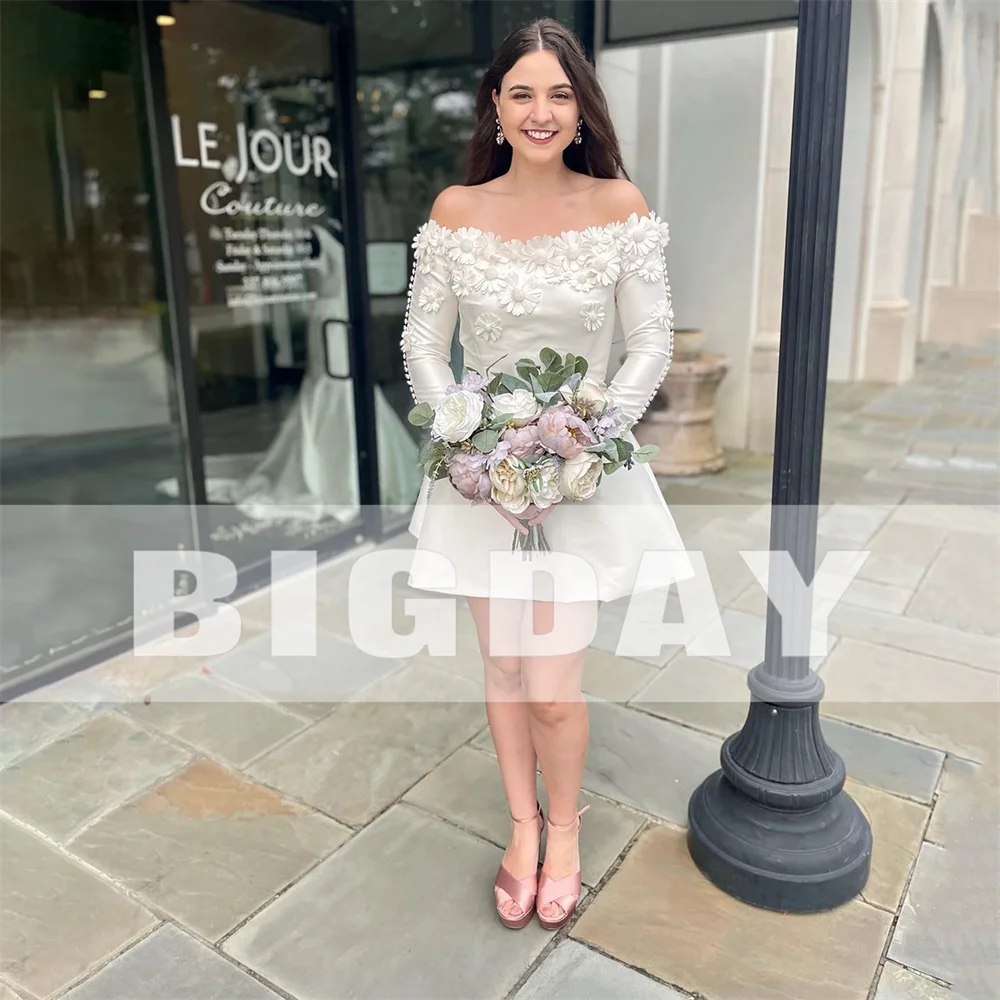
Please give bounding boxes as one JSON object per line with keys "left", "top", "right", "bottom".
{"left": 0, "top": 0, "right": 193, "bottom": 680}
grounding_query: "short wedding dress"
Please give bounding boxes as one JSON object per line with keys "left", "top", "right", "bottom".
{"left": 401, "top": 210, "right": 692, "bottom": 603}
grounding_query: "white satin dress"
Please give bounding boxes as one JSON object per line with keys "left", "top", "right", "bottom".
{"left": 401, "top": 210, "right": 693, "bottom": 603}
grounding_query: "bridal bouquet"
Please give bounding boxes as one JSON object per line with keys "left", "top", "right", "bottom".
{"left": 407, "top": 348, "right": 658, "bottom": 555}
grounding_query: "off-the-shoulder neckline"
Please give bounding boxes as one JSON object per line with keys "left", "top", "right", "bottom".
{"left": 416, "top": 210, "right": 665, "bottom": 249}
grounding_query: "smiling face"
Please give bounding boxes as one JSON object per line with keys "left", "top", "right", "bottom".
{"left": 493, "top": 49, "right": 579, "bottom": 163}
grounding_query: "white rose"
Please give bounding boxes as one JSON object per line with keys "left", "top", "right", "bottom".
{"left": 489, "top": 456, "right": 531, "bottom": 514}
{"left": 560, "top": 451, "right": 603, "bottom": 501}
{"left": 576, "top": 376, "right": 607, "bottom": 415}
{"left": 493, "top": 388, "right": 541, "bottom": 427}
{"left": 431, "top": 389, "right": 484, "bottom": 443}
{"left": 525, "top": 457, "right": 564, "bottom": 510}
{"left": 562, "top": 375, "right": 607, "bottom": 419}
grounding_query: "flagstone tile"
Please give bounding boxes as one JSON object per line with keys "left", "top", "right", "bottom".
{"left": 122, "top": 675, "right": 308, "bottom": 767}
{"left": 874, "top": 962, "right": 952, "bottom": 1000}
{"left": 583, "top": 701, "right": 722, "bottom": 824}
{"left": 206, "top": 628, "right": 406, "bottom": 705}
{"left": 0, "top": 700, "right": 91, "bottom": 769}
{"left": 224, "top": 803, "right": 551, "bottom": 1000}
{"left": 906, "top": 530, "right": 1000, "bottom": 636}
{"left": 846, "top": 779, "right": 928, "bottom": 912}
{"left": 888, "top": 841, "right": 1000, "bottom": 999}
{"left": 246, "top": 663, "right": 486, "bottom": 826}
{"left": 0, "top": 818, "right": 157, "bottom": 999}
{"left": 572, "top": 824, "right": 892, "bottom": 1000}
{"left": 634, "top": 654, "right": 945, "bottom": 803}
{"left": 513, "top": 940, "right": 687, "bottom": 999}
{"left": 61, "top": 924, "right": 282, "bottom": 1000}
{"left": 822, "top": 638, "right": 1000, "bottom": 762}
{"left": 70, "top": 758, "right": 350, "bottom": 941}
{"left": 0, "top": 713, "right": 190, "bottom": 842}
{"left": 583, "top": 647, "right": 659, "bottom": 702}
{"left": 403, "top": 745, "right": 644, "bottom": 888}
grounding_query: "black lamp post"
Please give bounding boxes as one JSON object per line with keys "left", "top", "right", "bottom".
{"left": 687, "top": 0, "right": 873, "bottom": 913}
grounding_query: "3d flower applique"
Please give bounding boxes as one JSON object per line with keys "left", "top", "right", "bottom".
{"left": 636, "top": 250, "right": 666, "bottom": 283}
{"left": 450, "top": 265, "right": 476, "bottom": 298}
{"left": 588, "top": 248, "right": 620, "bottom": 287}
{"left": 418, "top": 285, "right": 445, "bottom": 313}
{"left": 650, "top": 298, "right": 674, "bottom": 330}
{"left": 580, "top": 302, "right": 606, "bottom": 332}
{"left": 619, "top": 214, "right": 661, "bottom": 260}
{"left": 499, "top": 273, "right": 542, "bottom": 316}
{"left": 550, "top": 231, "right": 592, "bottom": 275}
{"left": 473, "top": 257, "right": 508, "bottom": 296}
{"left": 474, "top": 312, "right": 503, "bottom": 342}
{"left": 448, "top": 228, "right": 489, "bottom": 266}
{"left": 400, "top": 326, "right": 416, "bottom": 353}
{"left": 413, "top": 222, "right": 447, "bottom": 273}
{"left": 520, "top": 237, "right": 554, "bottom": 274}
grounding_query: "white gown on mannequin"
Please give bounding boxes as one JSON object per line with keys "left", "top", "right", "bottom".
{"left": 402, "top": 211, "right": 693, "bottom": 603}
{"left": 158, "top": 225, "right": 423, "bottom": 522}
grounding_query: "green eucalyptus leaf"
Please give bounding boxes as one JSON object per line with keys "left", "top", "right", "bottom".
{"left": 499, "top": 373, "right": 531, "bottom": 393}
{"left": 633, "top": 444, "right": 660, "bottom": 462}
{"left": 539, "top": 347, "right": 560, "bottom": 370}
{"left": 407, "top": 402, "right": 433, "bottom": 426}
{"left": 573, "top": 356, "right": 589, "bottom": 376}
{"left": 471, "top": 428, "right": 499, "bottom": 453}
{"left": 489, "top": 412, "right": 514, "bottom": 429}
{"left": 604, "top": 459, "right": 624, "bottom": 475}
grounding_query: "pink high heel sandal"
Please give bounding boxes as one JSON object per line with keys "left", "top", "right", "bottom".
{"left": 536, "top": 804, "right": 590, "bottom": 931}
{"left": 494, "top": 802, "right": 544, "bottom": 929}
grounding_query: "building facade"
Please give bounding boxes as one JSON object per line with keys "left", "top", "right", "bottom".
{"left": 0, "top": 0, "right": 592, "bottom": 696}
{"left": 597, "top": 0, "right": 1000, "bottom": 452}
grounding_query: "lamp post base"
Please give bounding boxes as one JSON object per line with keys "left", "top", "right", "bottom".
{"left": 688, "top": 767, "right": 872, "bottom": 913}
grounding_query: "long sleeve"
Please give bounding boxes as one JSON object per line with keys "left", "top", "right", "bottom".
{"left": 401, "top": 221, "right": 459, "bottom": 408}
{"left": 605, "top": 217, "right": 675, "bottom": 430}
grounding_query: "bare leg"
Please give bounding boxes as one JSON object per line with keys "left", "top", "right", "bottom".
{"left": 467, "top": 596, "right": 540, "bottom": 922}
{"left": 521, "top": 599, "right": 595, "bottom": 923}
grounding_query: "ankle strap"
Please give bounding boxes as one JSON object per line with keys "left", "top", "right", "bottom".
{"left": 511, "top": 801, "right": 542, "bottom": 825}
{"left": 545, "top": 804, "right": 590, "bottom": 831}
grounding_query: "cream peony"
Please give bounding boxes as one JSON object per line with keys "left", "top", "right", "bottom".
{"left": 560, "top": 451, "right": 603, "bottom": 501}
{"left": 524, "top": 457, "right": 564, "bottom": 510}
{"left": 431, "top": 389, "right": 484, "bottom": 443}
{"left": 572, "top": 376, "right": 608, "bottom": 418}
{"left": 489, "top": 456, "right": 531, "bottom": 514}
{"left": 492, "top": 388, "right": 541, "bottom": 427}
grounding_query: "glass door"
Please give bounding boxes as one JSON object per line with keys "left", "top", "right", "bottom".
{"left": 156, "top": 0, "right": 367, "bottom": 574}
{"left": 0, "top": 0, "right": 197, "bottom": 696}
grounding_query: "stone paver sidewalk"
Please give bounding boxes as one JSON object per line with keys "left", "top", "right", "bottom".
{"left": 1, "top": 340, "right": 998, "bottom": 1000}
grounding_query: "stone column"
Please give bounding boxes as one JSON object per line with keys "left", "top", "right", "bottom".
{"left": 748, "top": 28, "right": 796, "bottom": 454}
{"left": 860, "top": 0, "right": 929, "bottom": 381}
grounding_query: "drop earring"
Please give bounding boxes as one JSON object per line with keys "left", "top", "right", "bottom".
{"left": 574, "top": 118, "right": 583, "bottom": 145}
{"left": 496, "top": 117, "right": 505, "bottom": 145}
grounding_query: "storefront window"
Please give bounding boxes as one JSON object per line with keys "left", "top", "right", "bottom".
{"left": 0, "top": 0, "right": 195, "bottom": 687}
{"left": 158, "top": 1, "right": 385, "bottom": 571}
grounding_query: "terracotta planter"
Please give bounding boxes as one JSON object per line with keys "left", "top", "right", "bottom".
{"left": 635, "top": 330, "right": 730, "bottom": 476}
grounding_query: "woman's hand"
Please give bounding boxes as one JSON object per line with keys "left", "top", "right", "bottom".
{"left": 522, "top": 503, "right": 557, "bottom": 526}
{"left": 491, "top": 502, "right": 529, "bottom": 535}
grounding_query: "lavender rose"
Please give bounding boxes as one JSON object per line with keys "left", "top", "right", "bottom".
{"left": 501, "top": 422, "right": 544, "bottom": 460}
{"left": 537, "top": 404, "right": 598, "bottom": 459}
{"left": 448, "top": 449, "right": 489, "bottom": 501}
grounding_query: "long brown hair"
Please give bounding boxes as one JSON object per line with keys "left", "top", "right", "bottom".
{"left": 466, "top": 18, "right": 629, "bottom": 186}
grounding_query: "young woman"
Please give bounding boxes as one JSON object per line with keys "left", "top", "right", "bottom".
{"left": 401, "top": 18, "right": 686, "bottom": 930}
